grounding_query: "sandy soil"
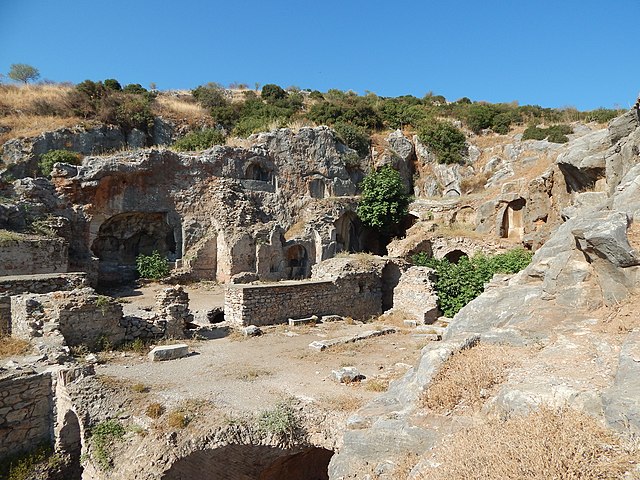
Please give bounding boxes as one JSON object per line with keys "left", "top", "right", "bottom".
{"left": 97, "top": 282, "right": 429, "bottom": 414}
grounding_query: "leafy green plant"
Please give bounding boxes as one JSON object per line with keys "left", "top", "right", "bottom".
{"left": 418, "top": 120, "right": 467, "bottom": 164}
{"left": 38, "top": 149, "right": 82, "bottom": 177}
{"left": 413, "top": 248, "right": 533, "bottom": 317}
{"left": 522, "top": 124, "right": 572, "bottom": 143}
{"left": 135, "top": 250, "right": 170, "bottom": 280}
{"left": 172, "top": 128, "right": 226, "bottom": 151}
{"left": 90, "top": 419, "right": 125, "bottom": 470}
{"left": 357, "top": 165, "right": 410, "bottom": 232}
{"left": 8, "top": 63, "right": 40, "bottom": 84}
{"left": 0, "top": 443, "right": 61, "bottom": 480}
{"left": 258, "top": 401, "right": 298, "bottom": 440}
{"left": 261, "top": 83, "right": 287, "bottom": 103}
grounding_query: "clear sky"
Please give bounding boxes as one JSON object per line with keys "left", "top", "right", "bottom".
{"left": 0, "top": 0, "right": 638, "bottom": 110}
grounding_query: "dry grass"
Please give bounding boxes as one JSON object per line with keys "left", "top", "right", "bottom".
{"left": 433, "top": 222, "right": 484, "bottom": 240}
{"left": 419, "top": 407, "right": 639, "bottom": 480}
{"left": 321, "top": 394, "right": 364, "bottom": 412}
{"left": 0, "top": 337, "right": 31, "bottom": 358}
{"left": 152, "top": 94, "right": 210, "bottom": 126}
{"left": 422, "top": 343, "right": 523, "bottom": 414}
{"left": 459, "top": 170, "right": 491, "bottom": 194}
{"left": 364, "top": 378, "right": 389, "bottom": 392}
{"left": 229, "top": 367, "right": 273, "bottom": 382}
{"left": 145, "top": 402, "right": 164, "bottom": 419}
{"left": 130, "top": 383, "right": 149, "bottom": 394}
{"left": 166, "top": 410, "right": 189, "bottom": 429}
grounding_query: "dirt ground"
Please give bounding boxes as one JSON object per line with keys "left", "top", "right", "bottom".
{"left": 97, "top": 282, "right": 429, "bottom": 414}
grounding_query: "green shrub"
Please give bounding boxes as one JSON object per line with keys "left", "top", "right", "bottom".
{"left": 172, "top": 128, "right": 226, "bottom": 151}
{"left": 418, "top": 120, "right": 467, "bottom": 164}
{"left": 465, "top": 104, "right": 496, "bottom": 133}
{"left": 413, "top": 248, "right": 533, "bottom": 317}
{"left": 261, "top": 84, "right": 287, "bottom": 103}
{"left": 113, "top": 94, "right": 154, "bottom": 133}
{"left": 38, "top": 149, "right": 82, "bottom": 177}
{"left": 258, "top": 401, "right": 298, "bottom": 440}
{"left": 357, "top": 165, "right": 410, "bottom": 232}
{"left": 0, "top": 443, "right": 61, "bottom": 480}
{"left": 585, "top": 108, "right": 622, "bottom": 124}
{"left": 90, "top": 420, "right": 125, "bottom": 470}
{"left": 122, "top": 83, "right": 147, "bottom": 95}
{"left": 192, "top": 83, "right": 228, "bottom": 109}
{"left": 523, "top": 124, "right": 572, "bottom": 143}
{"left": 103, "top": 78, "right": 122, "bottom": 91}
{"left": 333, "top": 122, "right": 370, "bottom": 157}
{"left": 135, "top": 250, "right": 170, "bottom": 280}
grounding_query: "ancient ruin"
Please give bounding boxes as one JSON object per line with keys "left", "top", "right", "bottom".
{"left": 1, "top": 79, "right": 640, "bottom": 480}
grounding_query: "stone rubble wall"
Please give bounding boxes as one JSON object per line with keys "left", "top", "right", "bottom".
{"left": 384, "top": 267, "right": 440, "bottom": 324}
{"left": 0, "top": 237, "right": 68, "bottom": 276}
{"left": 0, "top": 272, "right": 88, "bottom": 296}
{"left": 225, "top": 276, "right": 383, "bottom": 327}
{"left": 0, "top": 372, "right": 53, "bottom": 458}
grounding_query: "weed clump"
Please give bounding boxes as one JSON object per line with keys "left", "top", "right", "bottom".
{"left": 89, "top": 419, "right": 125, "bottom": 470}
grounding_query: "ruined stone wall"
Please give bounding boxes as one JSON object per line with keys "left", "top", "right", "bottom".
{"left": 0, "top": 237, "right": 68, "bottom": 276}
{"left": 0, "top": 372, "right": 53, "bottom": 458}
{"left": 11, "top": 290, "right": 125, "bottom": 348}
{"left": 0, "top": 296, "right": 9, "bottom": 335}
{"left": 225, "top": 276, "right": 382, "bottom": 327}
{"left": 0, "top": 272, "right": 87, "bottom": 296}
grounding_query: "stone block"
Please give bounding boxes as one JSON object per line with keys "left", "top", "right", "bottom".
{"left": 148, "top": 344, "right": 189, "bottom": 362}
{"left": 288, "top": 315, "right": 318, "bottom": 326}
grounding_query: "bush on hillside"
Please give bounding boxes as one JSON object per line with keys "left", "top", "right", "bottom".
{"left": 172, "top": 128, "right": 226, "bottom": 151}
{"left": 38, "top": 149, "right": 82, "bottom": 177}
{"left": 333, "top": 122, "right": 370, "bottom": 157}
{"left": 522, "top": 124, "right": 572, "bottom": 143}
{"left": 418, "top": 120, "right": 467, "bottom": 164}
{"left": 412, "top": 248, "right": 533, "bottom": 317}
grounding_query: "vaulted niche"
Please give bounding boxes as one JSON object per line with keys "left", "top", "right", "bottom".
{"left": 91, "top": 212, "right": 176, "bottom": 285}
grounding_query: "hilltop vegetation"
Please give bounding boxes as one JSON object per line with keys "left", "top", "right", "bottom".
{"left": 0, "top": 78, "right": 624, "bottom": 159}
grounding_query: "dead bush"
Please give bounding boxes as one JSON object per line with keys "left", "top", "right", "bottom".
{"left": 419, "top": 407, "right": 639, "bottom": 480}
{"left": 422, "top": 342, "right": 522, "bottom": 413}
{"left": 145, "top": 402, "right": 164, "bottom": 419}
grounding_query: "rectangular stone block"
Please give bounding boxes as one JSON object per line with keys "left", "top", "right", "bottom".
{"left": 148, "top": 344, "right": 189, "bottom": 361}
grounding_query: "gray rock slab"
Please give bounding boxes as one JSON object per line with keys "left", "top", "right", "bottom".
{"left": 309, "top": 327, "right": 396, "bottom": 351}
{"left": 148, "top": 344, "right": 189, "bottom": 362}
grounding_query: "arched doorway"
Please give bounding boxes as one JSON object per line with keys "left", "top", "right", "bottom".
{"left": 501, "top": 199, "right": 526, "bottom": 241}
{"left": 444, "top": 249, "right": 468, "bottom": 264}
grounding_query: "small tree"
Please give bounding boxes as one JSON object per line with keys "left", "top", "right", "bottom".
{"left": 136, "top": 251, "right": 170, "bottom": 280}
{"left": 8, "top": 63, "right": 40, "bottom": 84}
{"left": 357, "top": 165, "right": 410, "bottom": 232}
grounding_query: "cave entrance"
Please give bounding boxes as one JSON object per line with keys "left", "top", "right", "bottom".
{"left": 160, "top": 445, "right": 333, "bottom": 480}
{"left": 91, "top": 212, "right": 176, "bottom": 285}
{"left": 285, "top": 244, "right": 308, "bottom": 279}
{"left": 444, "top": 249, "right": 468, "bottom": 264}
{"left": 334, "top": 212, "right": 386, "bottom": 255}
{"left": 501, "top": 199, "right": 526, "bottom": 241}
{"left": 246, "top": 163, "right": 273, "bottom": 182}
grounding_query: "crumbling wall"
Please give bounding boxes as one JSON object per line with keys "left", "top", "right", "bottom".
{"left": 0, "top": 273, "right": 88, "bottom": 296}
{"left": 383, "top": 267, "right": 440, "bottom": 324}
{"left": 10, "top": 289, "right": 125, "bottom": 349}
{"left": 0, "top": 237, "right": 68, "bottom": 275}
{"left": 0, "top": 372, "right": 53, "bottom": 458}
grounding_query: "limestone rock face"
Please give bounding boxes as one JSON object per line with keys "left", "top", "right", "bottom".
{"left": 328, "top": 110, "right": 640, "bottom": 478}
{"left": 374, "top": 130, "right": 415, "bottom": 192}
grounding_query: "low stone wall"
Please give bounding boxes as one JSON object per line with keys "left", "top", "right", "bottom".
{"left": 0, "top": 237, "right": 68, "bottom": 276}
{"left": 225, "top": 277, "right": 382, "bottom": 327}
{"left": 0, "top": 372, "right": 53, "bottom": 458}
{"left": 11, "top": 289, "right": 125, "bottom": 349}
{"left": 0, "top": 296, "right": 9, "bottom": 335}
{"left": 0, "top": 272, "right": 88, "bottom": 296}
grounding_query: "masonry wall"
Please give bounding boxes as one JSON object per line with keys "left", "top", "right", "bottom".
{"left": 0, "top": 237, "right": 68, "bottom": 276}
{"left": 0, "top": 273, "right": 87, "bottom": 296}
{"left": 0, "top": 372, "right": 53, "bottom": 458}
{"left": 225, "top": 276, "right": 382, "bottom": 327}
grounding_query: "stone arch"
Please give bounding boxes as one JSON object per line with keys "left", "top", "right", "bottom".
{"left": 334, "top": 212, "right": 360, "bottom": 253}
{"left": 444, "top": 249, "right": 468, "bottom": 264}
{"left": 246, "top": 162, "right": 273, "bottom": 182}
{"left": 160, "top": 445, "right": 333, "bottom": 480}
{"left": 501, "top": 199, "right": 526, "bottom": 241}
{"left": 452, "top": 206, "right": 475, "bottom": 225}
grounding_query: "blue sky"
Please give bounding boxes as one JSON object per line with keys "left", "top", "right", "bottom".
{"left": 0, "top": 0, "right": 637, "bottom": 110}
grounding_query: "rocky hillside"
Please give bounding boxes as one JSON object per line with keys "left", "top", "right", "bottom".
{"left": 328, "top": 109, "right": 640, "bottom": 478}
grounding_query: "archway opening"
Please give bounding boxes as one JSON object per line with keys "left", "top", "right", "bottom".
{"left": 444, "top": 249, "right": 468, "bottom": 264}
{"left": 91, "top": 212, "right": 176, "bottom": 285}
{"left": 285, "top": 245, "right": 308, "bottom": 279}
{"left": 57, "top": 410, "right": 83, "bottom": 479}
{"left": 334, "top": 212, "right": 386, "bottom": 255}
{"left": 246, "top": 163, "right": 273, "bottom": 182}
{"left": 501, "top": 199, "right": 526, "bottom": 241}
